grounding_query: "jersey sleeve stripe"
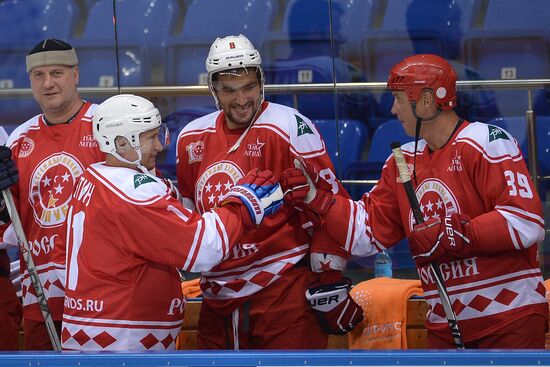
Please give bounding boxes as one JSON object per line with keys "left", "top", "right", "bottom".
{"left": 183, "top": 220, "right": 203, "bottom": 270}
{"left": 214, "top": 213, "right": 229, "bottom": 258}
{"left": 456, "top": 137, "right": 523, "bottom": 163}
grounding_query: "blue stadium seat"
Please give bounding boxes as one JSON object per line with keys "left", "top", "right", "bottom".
{"left": 75, "top": 0, "right": 179, "bottom": 87}
{"left": 262, "top": 0, "right": 380, "bottom": 65}
{"left": 0, "top": 0, "right": 78, "bottom": 124}
{"left": 464, "top": 0, "right": 550, "bottom": 116}
{"left": 264, "top": 56, "right": 378, "bottom": 131}
{"left": 312, "top": 119, "right": 369, "bottom": 180}
{"left": 346, "top": 119, "right": 412, "bottom": 199}
{"left": 361, "top": 0, "right": 479, "bottom": 82}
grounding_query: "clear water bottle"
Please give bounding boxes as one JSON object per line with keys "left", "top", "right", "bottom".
{"left": 374, "top": 250, "right": 392, "bottom": 278}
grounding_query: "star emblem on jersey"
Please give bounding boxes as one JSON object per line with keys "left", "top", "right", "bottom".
{"left": 133, "top": 174, "right": 157, "bottom": 188}
{"left": 410, "top": 179, "right": 460, "bottom": 229}
{"left": 29, "top": 152, "right": 84, "bottom": 227}
{"left": 195, "top": 161, "right": 244, "bottom": 213}
{"left": 19, "top": 136, "right": 35, "bottom": 158}
{"left": 488, "top": 125, "right": 509, "bottom": 142}
{"left": 186, "top": 141, "right": 205, "bottom": 164}
{"left": 244, "top": 138, "right": 265, "bottom": 157}
{"left": 296, "top": 115, "right": 314, "bottom": 136}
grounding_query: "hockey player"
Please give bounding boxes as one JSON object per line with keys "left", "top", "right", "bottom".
{"left": 0, "top": 38, "right": 105, "bottom": 350}
{"left": 175, "top": 34, "right": 363, "bottom": 349}
{"left": 59, "top": 94, "right": 283, "bottom": 351}
{"left": 282, "top": 54, "right": 548, "bottom": 348}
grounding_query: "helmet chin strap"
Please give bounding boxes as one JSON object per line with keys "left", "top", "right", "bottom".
{"left": 112, "top": 148, "right": 149, "bottom": 174}
{"left": 411, "top": 103, "right": 441, "bottom": 185}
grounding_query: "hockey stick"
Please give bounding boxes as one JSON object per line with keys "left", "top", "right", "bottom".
{"left": 2, "top": 189, "right": 62, "bottom": 350}
{"left": 390, "top": 142, "right": 465, "bottom": 349}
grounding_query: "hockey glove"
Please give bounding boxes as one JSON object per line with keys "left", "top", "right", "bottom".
{"left": 408, "top": 213, "right": 471, "bottom": 267}
{"left": 281, "top": 158, "right": 334, "bottom": 215}
{"left": 222, "top": 168, "right": 283, "bottom": 227}
{"left": 305, "top": 278, "right": 364, "bottom": 335}
{"left": 0, "top": 146, "right": 18, "bottom": 191}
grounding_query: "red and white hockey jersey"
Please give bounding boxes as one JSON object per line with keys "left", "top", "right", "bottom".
{"left": 61, "top": 162, "right": 249, "bottom": 351}
{"left": 176, "top": 102, "right": 347, "bottom": 314}
{"left": 4, "top": 102, "right": 104, "bottom": 322}
{"left": 323, "top": 121, "right": 547, "bottom": 342}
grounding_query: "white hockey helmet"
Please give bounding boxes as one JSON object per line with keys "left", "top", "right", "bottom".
{"left": 93, "top": 94, "right": 164, "bottom": 155}
{"left": 206, "top": 34, "right": 265, "bottom": 108}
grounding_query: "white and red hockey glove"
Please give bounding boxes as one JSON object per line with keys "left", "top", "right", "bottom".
{"left": 408, "top": 213, "right": 472, "bottom": 267}
{"left": 161, "top": 177, "right": 182, "bottom": 202}
{"left": 222, "top": 168, "right": 283, "bottom": 228}
{"left": 305, "top": 278, "right": 364, "bottom": 335}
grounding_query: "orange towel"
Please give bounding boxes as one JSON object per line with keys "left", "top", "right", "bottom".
{"left": 349, "top": 277, "right": 423, "bottom": 349}
{"left": 181, "top": 278, "right": 202, "bottom": 298}
{"left": 544, "top": 279, "right": 550, "bottom": 350}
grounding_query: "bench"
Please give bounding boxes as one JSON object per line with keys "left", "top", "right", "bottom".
{"left": 176, "top": 298, "right": 430, "bottom": 349}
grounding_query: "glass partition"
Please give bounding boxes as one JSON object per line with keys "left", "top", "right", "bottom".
{"left": 0, "top": 0, "right": 549, "bottom": 280}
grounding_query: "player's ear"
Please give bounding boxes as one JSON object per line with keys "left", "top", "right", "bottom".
{"left": 114, "top": 136, "right": 131, "bottom": 154}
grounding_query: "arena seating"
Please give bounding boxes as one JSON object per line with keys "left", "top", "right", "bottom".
{"left": 0, "top": 0, "right": 79, "bottom": 125}
{"left": 312, "top": 119, "right": 369, "bottom": 180}
{"left": 464, "top": 0, "right": 550, "bottom": 116}
{"left": 264, "top": 57, "right": 378, "bottom": 130}
{"left": 74, "top": 0, "right": 180, "bottom": 87}
{"left": 360, "top": 0, "right": 479, "bottom": 82}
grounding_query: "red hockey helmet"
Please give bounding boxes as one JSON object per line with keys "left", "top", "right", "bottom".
{"left": 387, "top": 54, "right": 457, "bottom": 110}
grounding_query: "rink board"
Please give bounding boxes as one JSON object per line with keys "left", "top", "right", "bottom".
{"left": 1, "top": 350, "right": 550, "bottom": 367}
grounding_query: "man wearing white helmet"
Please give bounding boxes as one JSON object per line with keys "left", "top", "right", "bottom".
{"left": 176, "top": 34, "right": 363, "bottom": 349}
{"left": 0, "top": 38, "right": 105, "bottom": 350}
{"left": 57, "top": 94, "right": 283, "bottom": 351}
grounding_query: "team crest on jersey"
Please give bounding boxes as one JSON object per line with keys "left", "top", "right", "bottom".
{"left": 488, "top": 125, "right": 509, "bottom": 142}
{"left": 187, "top": 141, "right": 205, "bottom": 164}
{"left": 29, "top": 152, "right": 85, "bottom": 227}
{"left": 195, "top": 160, "right": 244, "bottom": 213}
{"left": 409, "top": 178, "right": 461, "bottom": 230}
{"left": 296, "top": 115, "right": 314, "bottom": 136}
{"left": 18, "top": 137, "right": 35, "bottom": 158}
{"left": 245, "top": 138, "right": 265, "bottom": 157}
{"left": 134, "top": 174, "right": 156, "bottom": 188}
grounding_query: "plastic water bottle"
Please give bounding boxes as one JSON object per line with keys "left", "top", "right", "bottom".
{"left": 374, "top": 250, "right": 392, "bottom": 278}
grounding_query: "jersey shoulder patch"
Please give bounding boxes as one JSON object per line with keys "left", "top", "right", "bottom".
{"left": 90, "top": 163, "right": 169, "bottom": 205}
{"left": 456, "top": 122, "right": 522, "bottom": 161}
{"left": 258, "top": 102, "right": 324, "bottom": 156}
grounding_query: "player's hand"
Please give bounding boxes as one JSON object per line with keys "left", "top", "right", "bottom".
{"left": 281, "top": 158, "right": 334, "bottom": 215}
{"left": 305, "top": 278, "right": 364, "bottom": 335}
{"left": 408, "top": 213, "right": 471, "bottom": 267}
{"left": 222, "top": 168, "right": 283, "bottom": 227}
{"left": 161, "top": 177, "right": 182, "bottom": 202}
{"left": 0, "top": 146, "right": 18, "bottom": 191}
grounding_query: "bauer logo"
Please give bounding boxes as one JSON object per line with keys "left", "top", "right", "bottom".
{"left": 133, "top": 174, "right": 157, "bottom": 188}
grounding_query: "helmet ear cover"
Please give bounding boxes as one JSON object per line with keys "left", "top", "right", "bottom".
{"left": 387, "top": 54, "right": 457, "bottom": 110}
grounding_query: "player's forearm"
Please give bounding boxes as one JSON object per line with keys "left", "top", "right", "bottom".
{"left": 469, "top": 210, "right": 544, "bottom": 255}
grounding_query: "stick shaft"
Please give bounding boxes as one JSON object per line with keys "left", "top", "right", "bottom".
{"left": 391, "top": 143, "right": 465, "bottom": 349}
{"left": 2, "top": 189, "right": 62, "bottom": 350}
